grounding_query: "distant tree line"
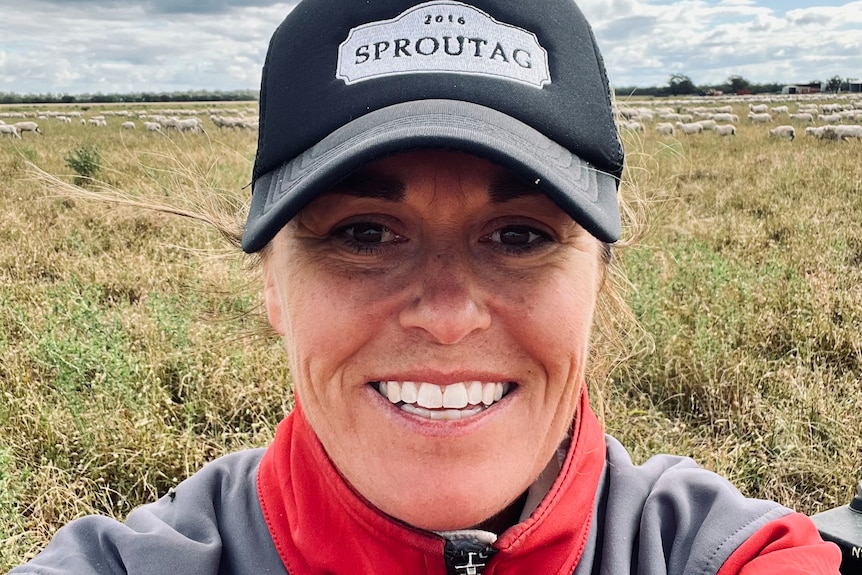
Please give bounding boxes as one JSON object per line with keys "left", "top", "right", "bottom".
{"left": 0, "top": 74, "right": 857, "bottom": 104}
{"left": 614, "top": 74, "right": 856, "bottom": 97}
{"left": 0, "top": 89, "right": 259, "bottom": 105}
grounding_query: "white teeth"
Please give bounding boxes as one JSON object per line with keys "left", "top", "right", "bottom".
{"left": 481, "top": 383, "right": 496, "bottom": 406}
{"left": 467, "top": 381, "right": 483, "bottom": 405}
{"left": 386, "top": 380, "right": 401, "bottom": 404}
{"left": 401, "top": 381, "right": 418, "bottom": 404}
{"left": 442, "top": 383, "right": 468, "bottom": 409}
{"left": 375, "top": 380, "right": 513, "bottom": 418}
{"left": 417, "top": 382, "right": 443, "bottom": 409}
{"left": 400, "top": 404, "right": 483, "bottom": 420}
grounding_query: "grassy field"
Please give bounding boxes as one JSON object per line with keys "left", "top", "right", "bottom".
{"left": 1, "top": 99, "right": 861, "bottom": 569}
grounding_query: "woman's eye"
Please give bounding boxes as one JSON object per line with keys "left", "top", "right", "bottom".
{"left": 335, "top": 222, "right": 403, "bottom": 253}
{"left": 485, "top": 225, "right": 551, "bottom": 254}
{"left": 349, "top": 222, "right": 396, "bottom": 243}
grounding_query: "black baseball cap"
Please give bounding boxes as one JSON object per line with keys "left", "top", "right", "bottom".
{"left": 242, "top": 0, "right": 624, "bottom": 253}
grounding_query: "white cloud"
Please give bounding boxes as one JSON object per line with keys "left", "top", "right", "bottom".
{"left": 0, "top": 1, "right": 293, "bottom": 94}
{"left": 581, "top": 0, "right": 862, "bottom": 87}
{"left": 0, "top": 0, "right": 859, "bottom": 94}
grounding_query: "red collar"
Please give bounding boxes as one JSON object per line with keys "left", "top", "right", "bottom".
{"left": 257, "top": 392, "right": 605, "bottom": 574}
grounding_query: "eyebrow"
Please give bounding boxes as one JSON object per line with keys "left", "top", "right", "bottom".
{"left": 488, "top": 173, "right": 543, "bottom": 204}
{"left": 325, "top": 166, "right": 543, "bottom": 204}
{"left": 327, "top": 170, "right": 405, "bottom": 202}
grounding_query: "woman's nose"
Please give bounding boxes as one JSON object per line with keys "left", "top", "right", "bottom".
{"left": 397, "top": 253, "right": 492, "bottom": 345}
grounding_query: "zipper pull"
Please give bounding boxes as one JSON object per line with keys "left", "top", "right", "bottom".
{"left": 443, "top": 537, "right": 497, "bottom": 575}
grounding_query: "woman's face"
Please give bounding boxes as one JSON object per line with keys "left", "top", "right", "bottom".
{"left": 263, "top": 150, "right": 603, "bottom": 531}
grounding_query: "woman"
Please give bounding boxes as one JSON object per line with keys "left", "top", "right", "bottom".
{"left": 10, "top": 0, "right": 841, "bottom": 574}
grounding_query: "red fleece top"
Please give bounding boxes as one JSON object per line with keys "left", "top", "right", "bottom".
{"left": 256, "top": 394, "right": 840, "bottom": 575}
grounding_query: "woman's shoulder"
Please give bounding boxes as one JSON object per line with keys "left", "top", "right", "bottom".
{"left": 8, "top": 447, "right": 282, "bottom": 575}
{"left": 168, "top": 446, "right": 268, "bottom": 494}
{"left": 601, "top": 433, "right": 789, "bottom": 530}
{"left": 602, "top": 433, "right": 778, "bottom": 511}
{"left": 588, "top": 434, "right": 836, "bottom": 575}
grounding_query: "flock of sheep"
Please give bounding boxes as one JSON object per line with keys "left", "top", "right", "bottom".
{"left": 2, "top": 95, "right": 862, "bottom": 146}
{"left": 615, "top": 94, "right": 862, "bottom": 143}
{"left": 0, "top": 106, "right": 259, "bottom": 139}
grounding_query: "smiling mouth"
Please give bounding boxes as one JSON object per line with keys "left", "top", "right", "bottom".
{"left": 371, "top": 380, "right": 514, "bottom": 421}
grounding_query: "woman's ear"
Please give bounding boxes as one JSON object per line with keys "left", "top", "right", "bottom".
{"left": 262, "top": 254, "right": 286, "bottom": 336}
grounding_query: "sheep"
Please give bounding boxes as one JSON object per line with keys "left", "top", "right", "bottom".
{"left": 833, "top": 125, "right": 862, "bottom": 141}
{"left": 619, "top": 121, "right": 644, "bottom": 132}
{"left": 634, "top": 110, "right": 654, "bottom": 122}
{"left": 768, "top": 125, "right": 795, "bottom": 140}
{"left": 675, "top": 121, "right": 703, "bottom": 135}
{"left": 747, "top": 112, "right": 773, "bottom": 123}
{"left": 615, "top": 107, "right": 642, "bottom": 121}
{"left": 0, "top": 124, "right": 21, "bottom": 138}
{"left": 804, "top": 126, "right": 836, "bottom": 140}
{"left": 143, "top": 121, "right": 162, "bottom": 132}
{"left": 712, "top": 124, "right": 736, "bottom": 136}
{"left": 659, "top": 113, "right": 684, "bottom": 122}
{"left": 121, "top": 121, "right": 136, "bottom": 130}
{"left": 211, "top": 114, "right": 251, "bottom": 129}
{"left": 13, "top": 121, "right": 41, "bottom": 136}
{"left": 788, "top": 112, "right": 814, "bottom": 123}
{"left": 818, "top": 113, "right": 842, "bottom": 124}
{"left": 695, "top": 119, "right": 717, "bottom": 131}
{"left": 712, "top": 105, "right": 734, "bottom": 114}
{"left": 655, "top": 122, "right": 675, "bottom": 136}
{"left": 749, "top": 103, "right": 769, "bottom": 114}
{"left": 770, "top": 105, "right": 789, "bottom": 115}
{"left": 177, "top": 118, "right": 204, "bottom": 132}
{"left": 88, "top": 118, "right": 107, "bottom": 127}
{"left": 161, "top": 117, "right": 203, "bottom": 132}
{"left": 712, "top": 113, "right": 738, "bottom": 123}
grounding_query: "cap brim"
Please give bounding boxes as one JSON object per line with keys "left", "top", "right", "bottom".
{"left": 243, "top": 99, "right": 621, "bottom": 253}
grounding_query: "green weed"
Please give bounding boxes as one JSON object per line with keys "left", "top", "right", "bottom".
{"left": 64, "top": 144, "right": 102, "bottom": 185}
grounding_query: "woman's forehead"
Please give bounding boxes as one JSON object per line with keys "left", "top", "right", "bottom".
{"left": 324, "top": 150, "right": 545, "bottom": 205}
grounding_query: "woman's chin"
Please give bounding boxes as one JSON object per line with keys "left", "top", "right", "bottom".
{"left": 366, "top": 481, "right": 519, "bottom": 532}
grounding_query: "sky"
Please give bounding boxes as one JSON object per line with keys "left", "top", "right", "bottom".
{"left": 0, "top": 0, "right": 860, "bottom": 96}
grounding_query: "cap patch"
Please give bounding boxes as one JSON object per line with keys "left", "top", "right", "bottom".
{"left": 336, "top": 1, "right": 550, "bottom": 88}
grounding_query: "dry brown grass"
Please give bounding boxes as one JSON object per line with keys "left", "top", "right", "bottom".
{"left": 604, "top": 111, "right": 862, "bottom": 514}
{"left": 1, "top": 104, "right": 292, "bottom": 567}
{"left": 1, "top": 100, "right": 861, "bottom": 570}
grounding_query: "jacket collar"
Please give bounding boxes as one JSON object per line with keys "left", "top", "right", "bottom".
{"left": 257, "top": 391, "right": 605, "bottom": 574}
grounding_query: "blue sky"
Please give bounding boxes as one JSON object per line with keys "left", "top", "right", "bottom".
{"left": 758, "top": 0, "right": 845, "bottom": 10}
{"left": 0, "top": 0, "right": 860, "bottom": 95}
